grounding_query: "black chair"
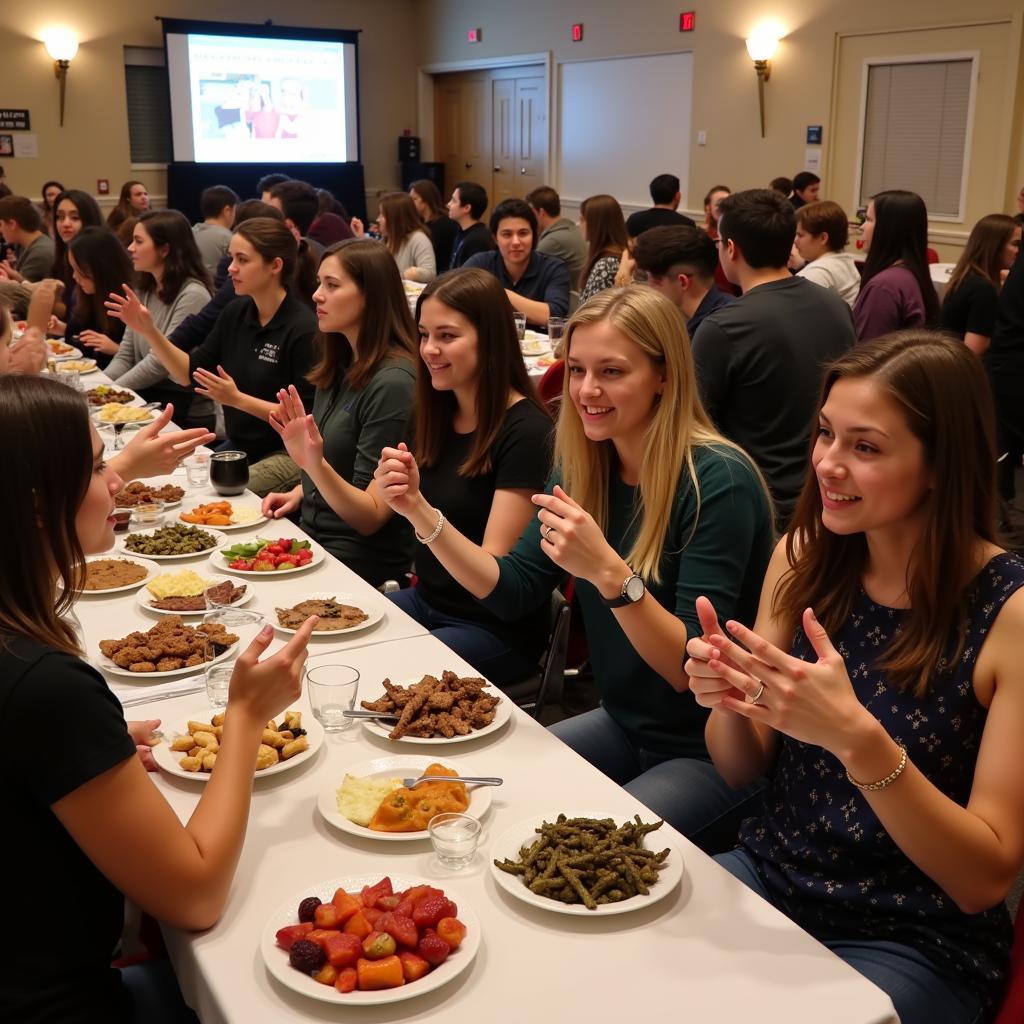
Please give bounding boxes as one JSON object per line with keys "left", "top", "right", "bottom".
{"left": 502, "top": 590, "right": 572, "bottom": 719}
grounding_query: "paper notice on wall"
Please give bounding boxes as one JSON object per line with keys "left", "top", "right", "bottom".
{"left": 804, "top": 148, "right": 821, "bottom": 173}
{"left": 13, "top": 134, "right": 38, "bottom": 158}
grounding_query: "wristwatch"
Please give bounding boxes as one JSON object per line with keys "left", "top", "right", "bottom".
{"left": 601, "top": 572, "right": 646, "bottom": 608}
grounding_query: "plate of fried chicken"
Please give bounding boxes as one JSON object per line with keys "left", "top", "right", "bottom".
{"left": 96, "top": 616, "right": 241, "bottom": 678}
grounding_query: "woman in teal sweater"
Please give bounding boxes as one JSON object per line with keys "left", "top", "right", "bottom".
{"left": 376, "top": 286, "right": 773, "bottom": 850}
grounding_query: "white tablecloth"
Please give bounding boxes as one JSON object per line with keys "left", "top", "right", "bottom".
{"left": 930, "top": 262, "right": 955, "bottom": 300}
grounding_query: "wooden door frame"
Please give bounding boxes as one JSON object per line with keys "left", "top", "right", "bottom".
{"left": 417, "top": 52, "right": 553, "bottom": 183}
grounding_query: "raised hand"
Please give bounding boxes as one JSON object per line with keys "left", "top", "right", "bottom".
{"left": 350, "top": 216, "right": 365, "bottom": 238}
{"left": 105, "top": 285, "right": 154, "bottom": 335}
{"left": 118, "top": 403, "right": 216, "bottom": 478}
{"left": 268, "top": 386, "right": 323, "bottom": 471}
{"left": 703, "top": 609, "right": 870, "bottom": 754}
{"left": 532, "top": 484, "right": 623, "bottom": 584}
{"left": 79, "top": 330, "right": 120, "bottom": 356}
{"left": 192, "top": 365, "right": 241, "bottom": 406}
{"left": 374, "top": 442, "right": 421, "bottom": 517}
{"left": 683, "top": 596, "right": 747, "bottom": 711}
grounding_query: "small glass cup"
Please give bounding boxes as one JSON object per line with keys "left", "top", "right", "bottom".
{"left": 205, "top": 665, "right": 233, "bottom": 709}
{"left": 204, "top": 589, "right": 262, "bottom": 630}
{"left": 512, "top": 312, "right": 527, "bottom": 341}
{"left": 184, "top": 453, "right": 211, "bottom": 489}
{"left": 547, "top": 316, "right": 566, "bottom": 345}
{"left": 306, "top": 663, "right": 360, "bottom": 732}
{"left": 56, "top": 365, "right": 84, "bottom": 391}
{"left": 428, "top": 813, "right": 481, "bottom": 870}
{"left": 131, "top": 502, "right": 164, "bottom": 528}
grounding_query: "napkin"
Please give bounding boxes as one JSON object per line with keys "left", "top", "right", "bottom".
{"left": 110, "top": 673, "right": 207, "bottom": 707}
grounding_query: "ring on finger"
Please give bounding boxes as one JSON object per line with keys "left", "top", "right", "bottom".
{"left": 749, "top": 680, "right": 766, "bottom": 705}
{"left": 541, "top": 524, "right": 555, "bottom": 541}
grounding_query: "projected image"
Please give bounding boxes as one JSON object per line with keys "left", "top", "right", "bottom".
{"left": 186, "top": 35, "right": 348, "bottom": 163}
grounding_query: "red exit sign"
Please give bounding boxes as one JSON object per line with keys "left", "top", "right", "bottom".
{"left": 571, "top": 23, "right": 583, "bottom": 42}
{"left": 467, "top": 27, "right": 481, "bottom": 43}
{"left": 680, "top": 11, "right": 695, "bottom": 31}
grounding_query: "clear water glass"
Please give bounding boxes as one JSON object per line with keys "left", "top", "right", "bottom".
{"left": 204, "top": 586, "right": 260, "bottom": 629}
{"left": 428, "top": 813, "right": 481, "bottom": 869}
{"left": 306, "top": 663, "right": 360, "bottom": 732}
{"left": 205, "top": 665, "right": 232, "bottom": 709}
{"left": 512, "top": 312, "right": 527, "bottom": 340}
{"left": 184, "top": 453, "right": 210, "bottom": 489}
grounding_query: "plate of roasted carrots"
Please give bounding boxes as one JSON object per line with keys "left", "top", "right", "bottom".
{"left": 179, "top": 500, "right": 267, "bottom": 531}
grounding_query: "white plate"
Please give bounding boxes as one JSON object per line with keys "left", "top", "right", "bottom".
{"left": 92, "top": 406, "right": 155, "bottom": 427}
{"left": 361, "top": 677, "right": 512, "bottom": 745}
{"left": 520, "top": 339, "right": 553, "bottom": 357}
{"left": 273, "top": 591, "right": 385, "bottom": 637}
{"left": 96, "top": 631, "right": 239, "bottom": 680}
{"left": 261, "top": 873, "right": 479, "bottom": 1005}
{"left": 489, "top": 813, "right": 683, "bottom": 916}
{"left": 118, "top": 526, "right": 227, "bottom": 561}
{"left": 47, "top": 342, "right": 82, "bottom": 360}
{"left": 53, "top": 358, "right": 98, "bottom": 375}
{"left": 177, "top": 502, "right": 268, "bottom": 531}
{"left": 79, "top": 554, "right": 161, "bottom": 595}
{"left": 116, "top": 477, "right": 185, "bottom": 511}
{"left": 316, "top": 754, "right": 493, "bottom": 842}
{"left": 85, "top": 386, "right": 146, "bottom": 408}
{"left": 135, "top": 574, "right": 254, "bottom": 617}
{"left": 153, "top": 705, "right": 324, "bottom": 781}
{"left": 210, "top": 539, "right": 326, "bottom": 577}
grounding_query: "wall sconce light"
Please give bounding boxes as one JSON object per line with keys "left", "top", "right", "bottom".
{"left": 42, "top": 28, "right": 79, "bottom": 127}
{"left": 745, "top": 32, "right": 779, "bottom": 137}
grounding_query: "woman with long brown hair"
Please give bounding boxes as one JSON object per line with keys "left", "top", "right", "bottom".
{"left": 941, "top": 212, "right": 1020, "bottom": 356}
{"left": 0, "top": 374, "right": 315, "bottom": 1022}
{"left": 107, "top": 217, "right": 317, "bottom": 495}
{"left": 260, "top": 238, "right": 418, "bottom": 587}
{"left": 686, "top": 332, "right": 1024, "bottom": 1024}
{"left": 410, "top": 178, "right": 458, "bottom": 275}
{"left": 66, "top": 226, "right": 134, "bottom": 368}
{"left": 106, "top": 180, "right": 149, "bottom": 231}
{"left": 577, "top": 194, "right": 629, "bottom": 305}
{"left": 353, "top": 191, "right": 436, "bottom": 283}
{"left": 374, "top": 267, "right": 553, "bottom": 681}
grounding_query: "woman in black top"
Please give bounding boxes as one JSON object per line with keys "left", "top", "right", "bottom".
{"left": 0, "top": 375, "right": 314, "bottom": 1023}
{"left": 64, "top": 227, "right": 133, "bottom": 369}
{"left": 261, "top": 238, "right": 418, "bottom": 587}
{"left": 49, "top": 189, "right": 103, "bottom": 316}
{"left": 940, "top": 213, "right": 1020, "bottom": 357}
{"left": 410, "top": 178, "right": 458, "bottom": 276}
{"left": 379, "top": 268, "right": 553, "bottom": 684}
{"left": 107, "top": 217, "right": 317, "bottom": 491}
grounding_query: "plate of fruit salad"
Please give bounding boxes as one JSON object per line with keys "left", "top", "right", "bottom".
{"left": 262, "top": 874, "right": 479, "bottom": 1004}
{"left": 211, "top": 536, "right": 324, "bottom": 576}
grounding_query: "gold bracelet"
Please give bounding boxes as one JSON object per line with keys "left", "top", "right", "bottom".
{"left": 846, "top": 745, "right": 908, "bottom": 792}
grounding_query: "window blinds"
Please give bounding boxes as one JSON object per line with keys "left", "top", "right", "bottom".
{"left": 124, "top": 59, "right": 171, "bottom": 165}
{"left": 860, "top": 59, "right": 972, "bottom": 218}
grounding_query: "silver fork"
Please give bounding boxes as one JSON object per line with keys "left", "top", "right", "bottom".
{"left": 402, "top": 775, "right": 503, "bottom": 788}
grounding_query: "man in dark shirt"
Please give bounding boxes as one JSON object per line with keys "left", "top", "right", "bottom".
{"left": 634, "top": 225, "right": 733, "bottom": 338}
{"left": 447, "top": 181, "right": 495, "bottom": 268}
{"left": 464, "top": 198, "right": 569, "bottom": 327}
{"left": 790, "top": 171, "right": 821, "bottom": 210}
{"left": 268, "top": 179, "right": 324, "bottom": 259}
{"left": 692, "top": 189, "right": 855, "bottom": 529}
{"left": 988, "top": 251, "right": 1024, "bottom": 503}
{"left": 625, "top": 173, "right": 696, "bottom": 238}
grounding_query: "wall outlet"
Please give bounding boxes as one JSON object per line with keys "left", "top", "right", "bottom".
{"left": 697, "top": 130, "right": 706, "bottom": 146}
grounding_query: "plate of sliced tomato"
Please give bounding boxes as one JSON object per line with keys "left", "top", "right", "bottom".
{"left": 210, "top": 536, "right": 325, "bottom": 576}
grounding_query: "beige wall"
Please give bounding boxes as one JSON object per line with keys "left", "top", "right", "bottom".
{"left": 0, "top": 0, "right": 418, "bottom": 203}
{"left": 415, "top": 0, "right": 1024, "bottom": 257}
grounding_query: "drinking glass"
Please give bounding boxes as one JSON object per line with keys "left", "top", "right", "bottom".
{"left": 184, "top": 453, "right": 211, "bottom": 489}
{"left": 205, "top": 665, "right": 233, "bottom": 709}
{"left": 512, "top": 312, "right": 527, "bottom": 340}
{"left": 428, "top": 813, "right": 482, "bottom": 869}
{"left": 210, "top": 450, "right": 249, "bottom": 496}
{"left": 197, "top": 610, "right": 264, "bottom": 677}
{"left": 306, "top": 663, "right": 360, "bottom": 732}
{"left": 204, "top": 587, "right": 262, "bottom": 629}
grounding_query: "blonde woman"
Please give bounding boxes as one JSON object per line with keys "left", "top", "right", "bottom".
{"left": 376, "top": 287, "right": 774, "bottom": 849}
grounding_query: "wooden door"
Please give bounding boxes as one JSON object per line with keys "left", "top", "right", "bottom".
{"left": 433, "top": 73, "right": 493, "bottom": 204}
{"left": 514, "top": 76, "right": 547, "bottom": 195}
{"left": 491, "top": 78, "right": 517, "bottom": 205}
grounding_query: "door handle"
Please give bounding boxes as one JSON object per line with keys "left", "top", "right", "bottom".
{"left": 520, "top": 167, "right": 527, "bottom": 174}
{"left": 493, "top": 166, "right": 501, "bottom": 172}
{"left": 465, "top": 162, "right": 472, "bottom": 168}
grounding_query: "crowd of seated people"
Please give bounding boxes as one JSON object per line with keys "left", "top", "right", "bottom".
{"left": 3, "top": 161, "right": 1024, "bottom": 1024}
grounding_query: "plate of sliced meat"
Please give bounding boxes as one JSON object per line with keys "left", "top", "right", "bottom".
{"left": 135, "top": 575, "right": 252, "bottom": 617}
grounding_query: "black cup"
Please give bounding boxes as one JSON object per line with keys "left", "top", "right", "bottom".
{"left": 210, "top": 451, "right": 250, "bottom": 496}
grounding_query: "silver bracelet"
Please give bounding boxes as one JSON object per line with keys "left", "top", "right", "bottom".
{"left": 846, "top": 745, "right": 908, "bottom": 792}
{"left": 414, "top": 509, "right": 445, "bottom": 545}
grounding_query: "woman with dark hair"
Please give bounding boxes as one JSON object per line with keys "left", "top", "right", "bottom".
{"left": 66, "top": 227, "right": 134, "bottom": 369}
{"left": 577, "top": 194, "right": 629, "bottom": 305}
{"left": 261, "top": 238, "right": 418, "bottom": 586}
{"left": 104, "top": 210, "right": 211, "bottom": 407}
{"left": 0, "top": 373, "right": 314, "bottom": 1023}
{"left": 374, "top": 268, "right": 554, "bottom": 682}
{"left": 464, "top": 198, "right": 570, "bottom": 328}
{"left": 108, "top": 217, "right": 317, "bottom": 495}
{"left": 38, "top": 179, "right": 65, "bottom": 236}
{"left": 51, "top": 189, "right": 103, "bottom": 291}
{"left": 686, "top": 332, "right": 1024, "bottom": 1024}
{"left": 853, "top": 190, "right": 939, "bottom": 341}
{"left": 410, "top": 179, "right": 458, "bottom": 277}
{"left": 941, "top": 213, "right": 1020, "bottom": 356}
{"left": 353, "top": 192, "right": 435, "bottom": 283}
{"left": 106, "top": 181, "right": 149, "bottom": 231}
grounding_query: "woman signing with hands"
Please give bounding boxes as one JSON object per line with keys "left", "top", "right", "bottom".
{"left": 685, "top": 333, "right": 1024, "bottom": 1024}
{"left": 377, "top": 286, "right": 774, "bottom": 848}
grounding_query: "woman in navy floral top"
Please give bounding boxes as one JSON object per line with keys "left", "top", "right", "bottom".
{"left": 685, "top": 332, "right": 1024, "bottom": 1024}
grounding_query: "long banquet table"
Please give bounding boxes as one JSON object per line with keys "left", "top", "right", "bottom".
{"left": 71, "top": 366, "right": 897, "bottom": 1024}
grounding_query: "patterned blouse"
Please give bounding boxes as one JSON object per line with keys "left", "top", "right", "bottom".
{"left": 579, "top": 255, "right": 621, "bottom": 305}
{"left": 739, "top": 552, "right": 1024, "bottom": 1008}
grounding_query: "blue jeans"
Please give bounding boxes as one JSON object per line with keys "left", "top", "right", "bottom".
{"left": 549, "top": 706, "right": 766, "bottom": 854}
{"left": 387, "top": 587, "right": 538, "bottom": 685}
{"left": 715, "top": 849, "right": 987, "bottom": 1024}
{"left": 121, "top": 958, "right": 199, "bottom": 1024}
